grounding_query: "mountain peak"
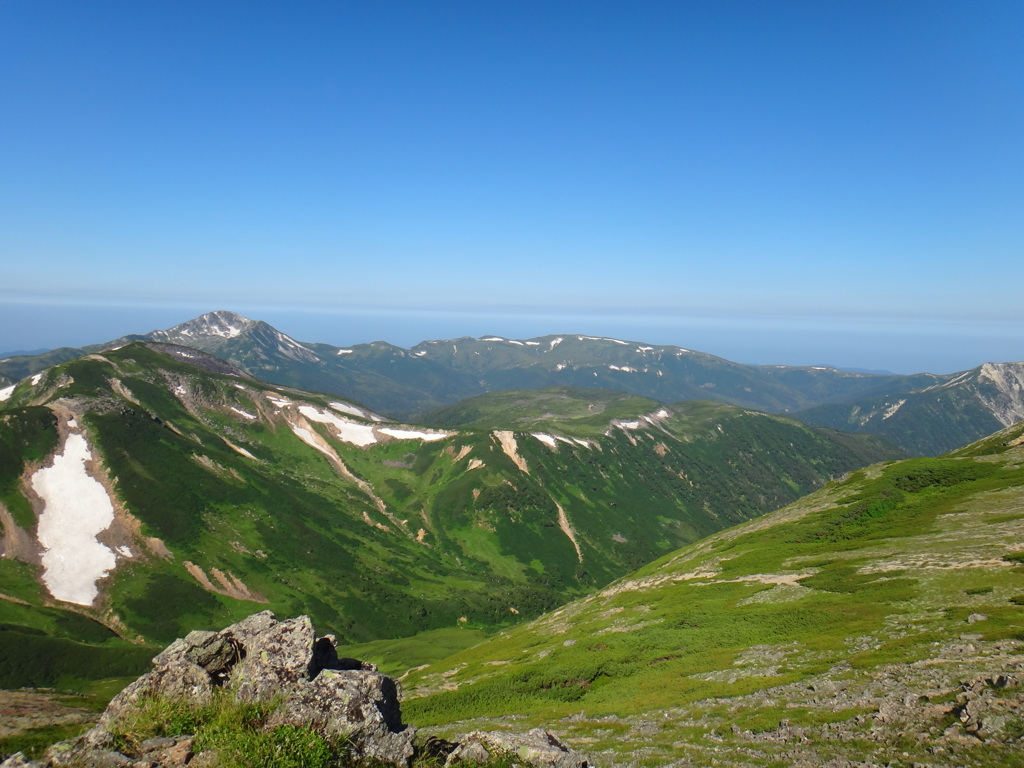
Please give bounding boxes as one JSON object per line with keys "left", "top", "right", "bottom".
{"left": 167, "top": 310, "right": 254, "bottom": 339}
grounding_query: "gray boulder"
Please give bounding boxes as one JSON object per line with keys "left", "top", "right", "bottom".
{"left": 445, "top": 728, "right": 590, "bottom": 768}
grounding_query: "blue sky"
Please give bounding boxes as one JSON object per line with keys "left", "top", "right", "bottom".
{"left": 2, "top": 1, "right": 1022, "bottom": 373}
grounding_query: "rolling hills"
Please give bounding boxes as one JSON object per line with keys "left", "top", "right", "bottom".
{"left": 396, "top": 422, "right": 1024, "bottom": 767}
{"left": 0, "top": 341, "right": 897, "bottom": 690}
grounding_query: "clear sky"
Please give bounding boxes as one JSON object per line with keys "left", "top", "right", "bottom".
{"left": 1, "top": 1, "right": 1022, "bottom": 373}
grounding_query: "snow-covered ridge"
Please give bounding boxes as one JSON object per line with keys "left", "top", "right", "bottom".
{"left": 285, "top": 402, "right": 452, "bottom": 448}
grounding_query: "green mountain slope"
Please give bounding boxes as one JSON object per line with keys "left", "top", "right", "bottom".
{"left": 0, "top": 343, "right": 896, "bottom": 689}
{"left": 399, "top": 423, "right": 1024, "bottom": 767}
{"left": 797, "top": 362, "right": 1024, "bottom": 456}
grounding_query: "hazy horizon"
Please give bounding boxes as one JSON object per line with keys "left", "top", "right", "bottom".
{"left": 3, "top": 300, "right": 1021, "bottom": 376}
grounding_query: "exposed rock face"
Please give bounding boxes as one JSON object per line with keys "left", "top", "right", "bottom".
{"left": 0, "top": 612, "right": 590, "bottom": 768}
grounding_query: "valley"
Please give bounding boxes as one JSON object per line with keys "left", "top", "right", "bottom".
{"left": 398, "top": 424, "right": 1024, "bottom": 766}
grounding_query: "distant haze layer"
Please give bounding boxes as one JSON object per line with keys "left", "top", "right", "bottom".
{"left": 1, "top": 301, "right": 1021, "bottom": 376}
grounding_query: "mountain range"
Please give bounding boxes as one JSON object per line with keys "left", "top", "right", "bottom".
{"left": 0, "top": 339, "right": 895, "bottom": 691}
{"left": 2, "top": 310, "right": 1023, "bottom": 767}
{"left": 2, "top": 310, "right": 1023, "bottom": 455}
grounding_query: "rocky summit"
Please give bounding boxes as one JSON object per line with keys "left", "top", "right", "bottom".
{"left": 0, "top": 612, "right": 589, "bottom": 768}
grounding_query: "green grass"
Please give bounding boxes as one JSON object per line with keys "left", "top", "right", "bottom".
{"left": 336, "top": 626, "right": 491, "bottom": 676}
{"left": 0, "top": 723, "right": 91, "bottom": 762}
{"left": 399, "top": 446, "right": 1024, "bottom": 767}
{"left": 109, "top": 693, "right": 340, "bottom": 768}
{"left": 418, "top": 387, "right": 663, "bottom": 437}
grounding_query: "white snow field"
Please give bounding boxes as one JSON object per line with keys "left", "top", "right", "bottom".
{"left": 30, "top": 432, "right": 117, "bottom": 605}
{"left": 298, "top": 405, "right": 378, "bottom": 446}
{"left": 378, "top": 427, "right": 451, "bottom": 441}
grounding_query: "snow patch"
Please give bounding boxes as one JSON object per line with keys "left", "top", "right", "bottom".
{"left": 329, "top": 401, "right": 385, "bottom": 422}
{"left": 266, "top": 395, "right": 292, "bottom": 409}
{"left": 117, "top": 546, "right": 134, "bottom": 559}
{"left": 578, "top": 335, "right": 628, "bottom": 345}
{"left": 379, "top": 427, "right": 451, "bottom": 442}
{"left": 556, "top": 363, "right": 568, "bottom": 371}
{"left": 0, "top": 384, "right": 14, "bottom": 401}
{"left": 31, "top": 373, "right": 43, "bottom": 385}
{"left": 533, "top": 433, "right": 558, "bottom": 449}
{"left": 881, "top": 400, "right": 906, "bottom": 420}
{"left": 637, "top": 346, "right": 654, "bottom": 352}
{"left": 31, "top": 432, "right": 117, "bottom": 605}
{"left": 298, "top": 405, "right": 377, "bottom": 447}
{"left": 231, "top": 407, "right": 257, "bottom": 420}
{"left": 549, "top": 337, "right": 563, "bottom": 349}
{"left": 609, "top": 365, "right": 637, "bottom": 373}
{"left": 336, "top": 349, "right": 354, "bottom": 355}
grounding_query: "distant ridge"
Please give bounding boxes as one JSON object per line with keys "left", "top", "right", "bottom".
{"left": 1, "top": 310, "right": 1022, "bottom": 455}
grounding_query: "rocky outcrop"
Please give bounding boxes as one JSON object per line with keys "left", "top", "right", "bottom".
{"left": 1, "top": 612, "right": 589, "bottom": 768}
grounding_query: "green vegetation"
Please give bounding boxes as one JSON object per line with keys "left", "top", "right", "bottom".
{"left": 400, "top": 438, "right": 1024, "bottom": 766}
{"left": 0, "top": 406, "right": 58, "bottom": 527}
{"left": 337, "top": 627, "right": 491, "bottom": 676}
{"left": 419, "top": 387, "right": 662, "bottom": 437}
{"left": 0, "top": 724, "right": 91, "bottom": 762}
{"left": 109, "top": 693, "right": 340, "bottom": 768}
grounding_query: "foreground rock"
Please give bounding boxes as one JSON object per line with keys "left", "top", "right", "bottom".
{"left": 0, "top": 612, "right": 589, "bottom": 768}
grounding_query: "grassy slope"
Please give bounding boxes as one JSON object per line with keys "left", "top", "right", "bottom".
{"left": 399, "top": 424, "right": 1024, "bottom": 767}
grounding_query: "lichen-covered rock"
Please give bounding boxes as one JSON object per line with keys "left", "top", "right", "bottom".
{"left": 267, "top": 669, "right": 413, "bottom": 766}
{"left": 446, "top": 728, "right": 590, "bottom": 768}
{"left": 5, "top": 612, "right": 589, "bottom": 768}
{"left": 228, "top": 614, "right": 316, "bottom": 701}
